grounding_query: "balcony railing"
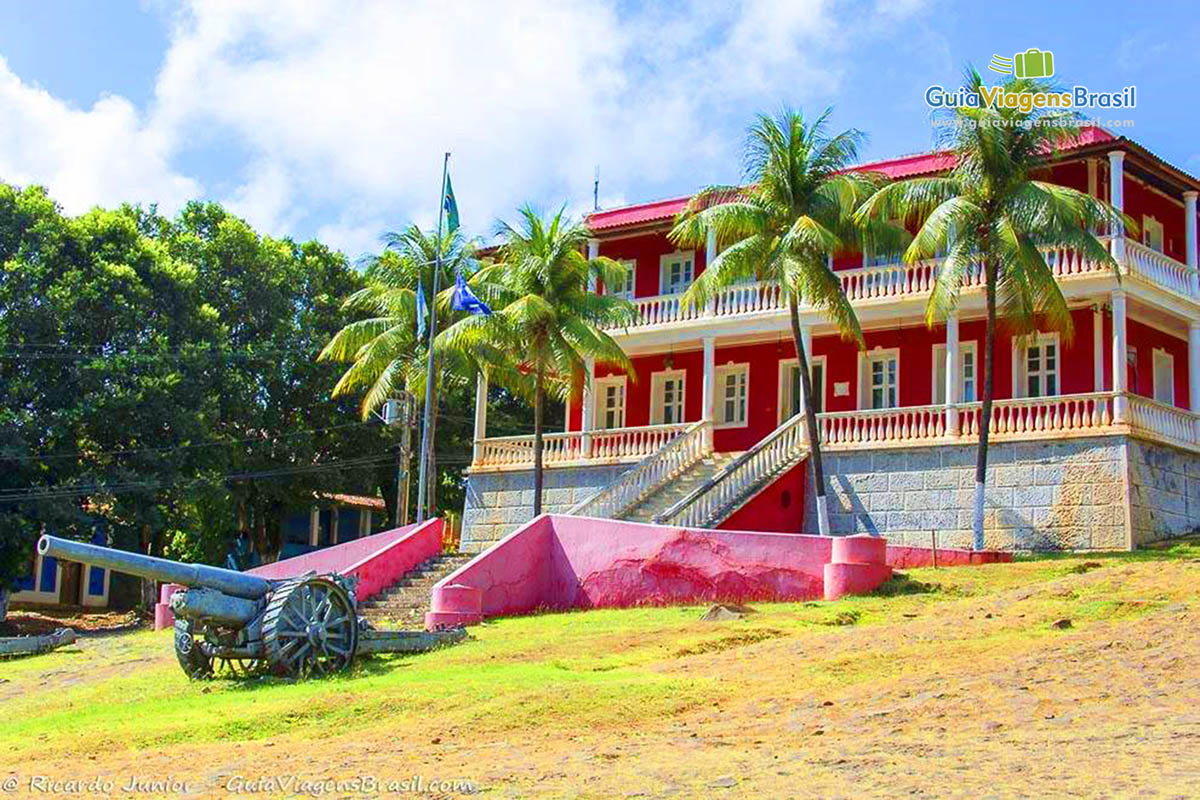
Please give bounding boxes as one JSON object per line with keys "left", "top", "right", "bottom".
{"left": 605, "top": 237, "right": 1194, "bottom": 332}
{"left": 472, "top": 422, "right": 691, "bottom": 470}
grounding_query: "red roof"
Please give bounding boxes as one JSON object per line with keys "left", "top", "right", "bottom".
{"left": 585, "top": 126, "right": 1122, "bottom": 234}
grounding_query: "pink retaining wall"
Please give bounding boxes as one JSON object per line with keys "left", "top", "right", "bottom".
{"left": 426, "top": 515, "right": 894, "bottom": 629}
{"left": 885, "top": 545, "right": 1014, "bottom": 569}
{"left": 249, "top": 518, "right": 444, "bottom": 601}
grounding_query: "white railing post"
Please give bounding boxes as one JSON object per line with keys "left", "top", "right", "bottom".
{"left": 945, "top": 314, "right": 960, "bottom": 435}
{"left": 472, "top": 369, "right": 488, "bottom": 464}
{"left": 702, "top": 337, "right": 716, "bottom": 449}
{"left": 581, "top": 357, "right": 595, "bottom": 457}
{"left": 1112, "top": 289, "right": 1128, "bottom": 423}
{"left": 1190, "top": 322, "right": 1200, "bottom": 440}
{"left": 1108, "top": 150, "right": 1126, "bottom": 266}
{"left": 1185, "top": 190, "right": 1198, "bottom": 297}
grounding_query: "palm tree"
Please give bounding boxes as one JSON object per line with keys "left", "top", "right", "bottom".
{"left": 855, "top": 69, "right": 1128, "bottom": 549}
{"left": 670, "top": 108, "right": 901, "bottom": 536}
{"left": 319, "top": 225, "right": 483, "bottom": 517}
{"left": 439, "top": 207, "right": 636, "bottom": 515}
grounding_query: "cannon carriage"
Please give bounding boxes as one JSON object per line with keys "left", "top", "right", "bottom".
{"left": 37, "top": 535, "right": 462, "bottom": 679}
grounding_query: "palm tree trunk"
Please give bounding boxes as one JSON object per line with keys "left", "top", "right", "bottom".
{"left": 788, "top": 294, "right": 829, "bottom": 536}
{"left": 974, "top": 260, "right": 998, "bottom": 550}
{"left": 532, "top": 364, "right": 545, "bottom": 517}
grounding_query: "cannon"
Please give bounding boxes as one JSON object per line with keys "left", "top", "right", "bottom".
{"left": 37, "top": 535, "right": 464, "bottom": 679}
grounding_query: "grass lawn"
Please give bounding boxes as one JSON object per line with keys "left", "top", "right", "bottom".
{"left": 3, "top": 539, "right": 1200, "bottom": 798}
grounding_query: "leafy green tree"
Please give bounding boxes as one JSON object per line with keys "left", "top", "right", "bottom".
{"left": 318, "top": 226, "right": 485, "bottom": 519}
{"left": 855, "top": 70, "right": 1126, "bottom": 548}
{"left": 670, "top": 109, "right": 900, "bottom": 535}
{"left": 440, "top": 207, "right": 636, "bottom": 515}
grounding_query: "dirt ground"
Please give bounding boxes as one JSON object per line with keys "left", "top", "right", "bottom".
{"left": 5, "top": 558, "right": 1200, "bottom": 798}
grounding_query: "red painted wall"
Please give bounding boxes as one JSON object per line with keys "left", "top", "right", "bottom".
{"left": 596, "top": 232, "right": 708, "bottom": 298}
{"left": 1126, "top": 317, "right": 1190, "bottom": 407}
{"left": 718, "top": 460, "right": 808, "bottom": 534}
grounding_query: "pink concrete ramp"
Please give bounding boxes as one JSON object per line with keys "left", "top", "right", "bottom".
{"left": 424, "top": 515, "right": 894, "bottom": 629}
{"left": 250, "top": 518, "right": 444, "bottom": 601}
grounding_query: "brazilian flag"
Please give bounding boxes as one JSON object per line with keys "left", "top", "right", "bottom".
{"left": 443, "top": 174, "right": 460, "bottom": 234}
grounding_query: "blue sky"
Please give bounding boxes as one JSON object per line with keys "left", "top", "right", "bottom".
{"left": 1, "top": 0, "right": 1197, "bottom": 260}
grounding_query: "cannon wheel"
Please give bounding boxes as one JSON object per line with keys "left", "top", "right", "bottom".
{"left": 173, "top": 619, "right": 214, "bottom": 679}
{"left": 262, "top": 577, "right": 358, "bottom": 678}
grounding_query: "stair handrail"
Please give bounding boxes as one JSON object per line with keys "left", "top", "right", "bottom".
{"left": 654, "top": 412, "right": 809, "bottom": 528}
{"left": 566, "top": 419, "right": 711, "bottom": 519}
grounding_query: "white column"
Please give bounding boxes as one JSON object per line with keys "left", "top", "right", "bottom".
{"left": 1184, "top": 190, "right": 1198, "bottom": 296}
{"left": 581, "top": 357, "right": 595, "bottom": 456}
{"left": 1112, "top": 290, "right": 1128, "bottom": 422}
{"left": 587, "top": 239, "right": 599, "bottom": 293}
{"left": 945, "top": 315, "right": 960, "bottom": 435}
{"left": 1093, "top": 304, "right": 1105, "bottom": 392}
{"left": 308, "top": 507, "right": 320, "bottom": 547}
{"left": 701, "top": 336, "right": 716, "bottom": 449}
{"left": 1189, "top": 322, "right": 1200, "bottom": 414}
{"left": 472, "top": 369, "right": 488, "bottom": 463}
{"left": 330, "top": 507, "right": 339, "bottom": 545}
{"left": 1108, "top": 151, "right": 1126, "bottom": 264}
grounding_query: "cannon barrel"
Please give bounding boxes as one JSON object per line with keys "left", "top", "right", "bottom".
{"left": 37, "top": 535, "right": 271, "bottom": 600}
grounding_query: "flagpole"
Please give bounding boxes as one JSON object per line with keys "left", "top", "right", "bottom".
{"left": 416, "top": 151, "right": 450, "bottom": 523}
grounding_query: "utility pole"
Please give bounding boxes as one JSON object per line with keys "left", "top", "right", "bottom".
{"left": 593, "top": 165, "right": 600, "bottom": 211}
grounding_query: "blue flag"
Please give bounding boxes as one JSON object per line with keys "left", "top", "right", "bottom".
{"left": 416, "top": 277, "right": 428, "bottom": 339}
{"left": 443, "top": 174, "right": 460, "bottom": 234}
{"left": 451, "top": 272, "right": 492, "bottom": 316}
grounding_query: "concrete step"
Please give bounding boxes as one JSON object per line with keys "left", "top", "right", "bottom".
{"left": 359, "top": 552, "right": 475, "bottom": 625}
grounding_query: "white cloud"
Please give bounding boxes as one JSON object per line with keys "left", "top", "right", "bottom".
{"left": 0, "top": 0, "right": 932, "bottom": 253}
{"left": 0, "top": 56, "right": 199, "bottom": 214}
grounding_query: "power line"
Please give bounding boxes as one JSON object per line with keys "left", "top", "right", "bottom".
{"left": 5, "top": 421, "right": 376, "bottom": 463}
{"left": 0, "top": 454, "right": 395, "bottom": 504}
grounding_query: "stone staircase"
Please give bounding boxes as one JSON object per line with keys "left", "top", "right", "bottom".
{"left": 359, "top": 553, "right": 475, "bottom": 627}
{"left": 619, "top": 452, "right": 740, "bottom": 523}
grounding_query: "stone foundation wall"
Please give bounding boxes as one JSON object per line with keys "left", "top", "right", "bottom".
{"left": 461, "top": 464, "right": 632, "bottom": 552}
{"left": 1127, "top": 438, "right": 1200, "bottom": 546}
{"left": 804, "top": 437, "right": 1131, "bottom": 550}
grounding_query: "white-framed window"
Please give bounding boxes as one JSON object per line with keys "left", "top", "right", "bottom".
{"left": 778, "top": 357, "right": 826, "bottom": 424}
{"left": 650, "top": 369, "right": 687, "bottom": 425}
{"left": 593, "top": 376, "right": 626, "bottom": 429}
{"left": 1143, "top": 215, "right": 1165, "bottom": 253}
{"left": 714, "top": 363, "right": 749, "bottom": 428}
{"left": 609, "top": 259, "right": 635, "bottom": 299}
{"left": 932, "top": 341, "right": 978, "bottom": 404}
{"left": 1018, "top": 333, "right": 1059, "bottom": 398}
{"left": 859, "top": 349, "right": 899, "bottom": 410}
{"left": 1153, "top": 349, "right": 1175, "bottom": 405}
{"left": 659, "top": 251, "right": 694, "bottom": 296}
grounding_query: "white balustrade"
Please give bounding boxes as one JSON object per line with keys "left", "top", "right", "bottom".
{"left": 655, "top": 413, "right": 809, "bottom": 528}
{"left": 840, "top": 261, "right": 937, "bottom": 301}
{"left": 1126, "top": 395, "right": 1199, "bottom": 448}
{"left": 958, "top": 393, "right": 1114, "bottom": 438}
{"left": 567, "top": 420, "right": 711, "bottom": 519}
{"left": 473, "top": 423, "right": 690, "bottom": 469}
{"left": 1124, "top": 238, "right": 1195, "bottom": 298}
{"left": 818, "top": 405, "right": 947, "bottom": 446}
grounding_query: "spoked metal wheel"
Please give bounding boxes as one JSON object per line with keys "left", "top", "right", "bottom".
{"left": 174, "top": 619, "right": 214, "bottom": 680}
{"left": 262, "top": 578, "right": 358, "bottom": 678}
{"left": 214, "top": 657, "right": 268, "bottom": 678}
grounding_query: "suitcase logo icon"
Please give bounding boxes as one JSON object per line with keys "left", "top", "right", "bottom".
{"left": 989, "top": 49, "right": 1055, "bottom": 79}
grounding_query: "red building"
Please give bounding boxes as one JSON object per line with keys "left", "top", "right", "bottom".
{"left": 463, "top": 128, "right": 1200, "bottom": 552}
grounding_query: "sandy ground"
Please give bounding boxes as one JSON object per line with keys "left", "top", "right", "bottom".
{"left": 5, "top": 559, "right": 1200, "bottom": 798}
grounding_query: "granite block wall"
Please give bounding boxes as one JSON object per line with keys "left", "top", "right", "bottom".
{"left": 461, "top": 464, "right": 632, "bottom": 552}
{"left": 804, "top": 437, "right": 1131, "bottom": 550}
{"left": 1127, "top": 438, "right": 1200, "bottom": 546}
